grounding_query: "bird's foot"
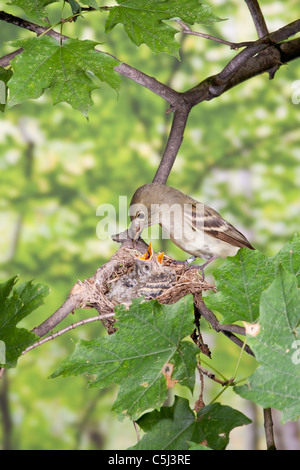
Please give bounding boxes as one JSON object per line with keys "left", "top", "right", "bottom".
{"left": 171, "top": 256, "right": 195, "bottom": 267}
{"left": 171, "top": 256, "right": 217, "bottom": 280}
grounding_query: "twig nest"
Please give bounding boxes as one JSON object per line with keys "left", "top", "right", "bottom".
{"left": 105, "top": 242, "right": 215, "bottom": 308}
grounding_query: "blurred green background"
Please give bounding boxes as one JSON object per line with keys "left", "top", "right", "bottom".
{"left": 0, "top": 0, "right": 299, "bottom": 449}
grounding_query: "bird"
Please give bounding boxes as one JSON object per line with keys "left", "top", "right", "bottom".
{"left": 106, "top": 242, "right": 176, "bottom": 306}
{"left": 128, "top": 183, "right": 254, "bottom": 276}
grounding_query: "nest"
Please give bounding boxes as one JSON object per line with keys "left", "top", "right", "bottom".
{"left": 95, "top": 246, "right": 215, "bottom": 309}
{"left": 33, "top": 241, "right": 216, "bottom": 338}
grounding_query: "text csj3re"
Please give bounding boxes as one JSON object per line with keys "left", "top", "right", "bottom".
{"left": 107, "top": 454, "right": 191, "bottom": 467}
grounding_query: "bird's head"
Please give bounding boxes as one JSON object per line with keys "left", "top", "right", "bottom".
{"left": 128, "top": 184, "right": 162, "bottom": 240}
{"left": 134, "top": 241, "right": 165, "bottom": 276}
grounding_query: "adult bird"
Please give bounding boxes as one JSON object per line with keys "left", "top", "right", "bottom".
{"left": 128, "top": 183, "right": 254, "bottom": 276}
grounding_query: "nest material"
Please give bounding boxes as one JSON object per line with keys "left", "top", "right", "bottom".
{"left": 103, "top": 247, "right": 216, "bottom": 307}
{"left": 36, "top": 244, "right": 216, "bottom": 337}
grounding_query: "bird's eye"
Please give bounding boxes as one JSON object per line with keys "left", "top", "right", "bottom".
{"left": 144, "top": 264, "right": 150, "bottom": 271}
{"left": 137, "top": 211, "right": 145, "bottom": 220}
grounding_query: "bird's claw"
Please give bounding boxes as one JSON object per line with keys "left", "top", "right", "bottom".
{"left": 170, "top": 258, "right": 206, "bottom": 280}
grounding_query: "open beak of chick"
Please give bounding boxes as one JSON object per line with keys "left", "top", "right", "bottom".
{"left": 138, "top": 242, "right": 164, "bottom": 267}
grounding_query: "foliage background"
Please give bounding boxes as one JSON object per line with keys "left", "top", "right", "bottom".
{"left": 0, "top": 0, "right": 299, "bottom": 449}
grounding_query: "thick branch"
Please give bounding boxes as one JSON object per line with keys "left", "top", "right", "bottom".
{"left": 184, "top": 44, "right": 299, "bottom": 107}
{"left": 152, "top": 104, "right": 191, "bottom": 184}
{"left": 152, "top": 23, "right": 300, "bottom": 183}
{"left": 114, "top": 63, "right": 179, "bottom": 106}
{"left": 32, "top": 296, "right": 80, "bottom": 337}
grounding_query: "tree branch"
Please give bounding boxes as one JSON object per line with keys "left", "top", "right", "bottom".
{"left": 244, "top": 0, "right": 269, "bottom": 38}
{"left": 263, "top": 408, "right": 276, "bottom": 450}
{"left": 24, "top": 313, "right": 115, "bottom": 355}
{"left": 152, "top": 20, "right": 300, "bottom": 184}
{"left": 0, "top": 11, "right": 67, "bottom": 41}
{"left": 0, "top": 10, "right": 179, "bottom": 106}
{"left": 152, "top": 104, "right": 191, "bottom": 184}
{"left": 31, "top": 296, "right": 81, "bottom": 337}
{"left": 176, "top": 19, "right": 254, "bottom": 50}
{"left": 185, "top": 19, "right": 300, "bottom": 104}
{"left": 0, "top": 8, "right": 299, "bottom": 361}
{"left": 244, "top": 0, "right": 282, "bottom": 79}
{"left": 114, "top": 63, "right": 179, "bottom": 106}
{"left": 194, "top": 297, "right": 255, "bottom": 357}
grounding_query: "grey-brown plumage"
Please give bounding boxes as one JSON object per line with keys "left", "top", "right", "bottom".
{"left": 129, "top": 183, "right": 254, "bottom": 262}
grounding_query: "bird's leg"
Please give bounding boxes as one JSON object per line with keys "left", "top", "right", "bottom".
{"left": 188, "top": 256, "right": 218, "bottom": 279}
{"left": 170, "top": 256, "right": 195, "bottom": 267}
{"left": 171, "top": 256, "right": 217, "bottom": 279}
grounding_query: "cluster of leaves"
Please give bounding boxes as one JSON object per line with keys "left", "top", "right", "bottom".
{"left": 207, "top": 234, "right": 300, "bottom": 424}
{"left": 1, "top": 0, "right": 221, "bottom": 116}
{"left": 0, "top": 275, "right": 49, "bottom": 367}
{"left": 1, "top": 235, "right": 299, "bottom": 449}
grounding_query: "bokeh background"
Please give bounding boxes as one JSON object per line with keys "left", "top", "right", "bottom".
{"left": 0, "top": 0, "right": 299, "bottom": 449}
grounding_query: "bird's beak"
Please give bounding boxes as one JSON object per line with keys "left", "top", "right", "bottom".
{"left": 139, "top": 241, "right": 153, "bottom": 260}
{"left": 138, "top": 242, "right": 164, "bottom": 266}
{"left": 128, "top": 218, "right": 142, "bottom": 241}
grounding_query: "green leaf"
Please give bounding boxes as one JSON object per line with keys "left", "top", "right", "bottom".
{"left": 205, "top": 235, "right": 300, "bottom": 324}
{"left": 272, "top": 233, "right": 300, "bottom": 285}
{"left": 130, "top": 396, "right": 251, "bottom": 450}
{"left": 9, "top": 0, "right": 59, "bottom": 24}
{"left": 79, "top": 0, "right": 99, "bottom": 7}
{"left": 52, "top": 296, "right": 198, "bottom": 420}
{"left": 235, "top": 265, "right": 300, "bottom": 423}
{"left": 105, "top": 0, "right": 221, "bottom": 56}
{"left": 68, "top": 0, "right": 82, "bottom": 15}
{"left": 8, "top": 36, "right": 120, "bottom": 117}
{"left": 0, "top": 276, "right": 49, "bottom": 368}
{"left": 205, "top": 248, "right": 275, "bottom": 323}
{"left": 0, "top": 67, "right": 13, "bottom": 112}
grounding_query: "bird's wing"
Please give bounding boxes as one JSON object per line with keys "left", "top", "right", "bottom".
{"left": 188, "top": 203, "right": 254, "bottom": 250}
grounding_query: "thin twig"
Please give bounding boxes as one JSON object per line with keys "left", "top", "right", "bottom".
{"left": 23, "top": 313, "right": 115, "bottom": 355}
{"left": 194, "top": 362, "right": 205, "bottom": 412}
{"left": 197, "top": 364, "right": 231, "bottom": 386}
{"left": 194, "top": 298, "right": 255, "bottom": 357}
{"left": 263, "top": 408, "right": 276, "bottom": 450}
{"left": 176, "top": 20, "right": 254, "bottom": 50}
{"left": 133, "top": 421, "right": 140, "bottom": 442}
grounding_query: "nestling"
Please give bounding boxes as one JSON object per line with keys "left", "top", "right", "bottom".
{"left": 106, "top": 243, "right": 176, "bottom": 306}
